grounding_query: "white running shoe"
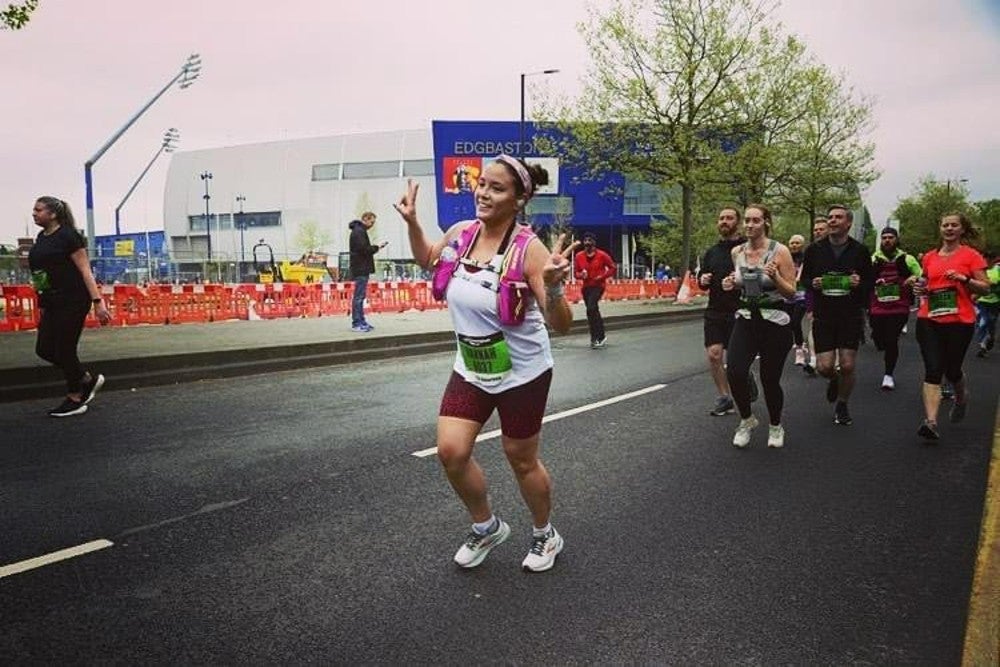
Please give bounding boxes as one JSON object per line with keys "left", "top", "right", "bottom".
{"left": 732, "top": 415, "right": 759, "bottom": 448}
{"left": 794, "top": 347, "right": 805, "bottom": 366}
{"left": 453, "top": 519, "right": 511, "bottom": 568}
{"left": 522, "top": 527, "right": 564, "bottom": 572}
{"left": 767, "top": 424, "right": 785, "bottom": 448}
{"left": 881, "top": 374, "right": 895, "bottom": 391}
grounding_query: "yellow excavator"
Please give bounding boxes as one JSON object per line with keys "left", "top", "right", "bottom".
{"left": 253, "top": 240, "right": 332, "bottom": 284}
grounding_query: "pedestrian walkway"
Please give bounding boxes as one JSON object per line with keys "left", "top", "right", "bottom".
{"left": 0, "top": 297, "right": 704, "bottom": 402}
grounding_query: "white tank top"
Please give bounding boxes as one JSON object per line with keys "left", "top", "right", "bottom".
{"left": 446, "top": 252, "right": 553, "bottom": 393}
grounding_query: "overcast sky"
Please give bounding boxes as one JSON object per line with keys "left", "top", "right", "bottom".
{"left": 2, "top": 0, "right": 998, "bottom": 245}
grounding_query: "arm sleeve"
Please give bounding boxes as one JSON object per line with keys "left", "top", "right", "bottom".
{"left": 602, "top": 252, "right": 617, "bottom": 279}
{"left": 905, "top": 254, "right": 923, "bottom": 278}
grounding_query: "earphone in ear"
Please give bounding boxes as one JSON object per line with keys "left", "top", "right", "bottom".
{"left": 516, "top": 199, "right": 526, "bottom": 208}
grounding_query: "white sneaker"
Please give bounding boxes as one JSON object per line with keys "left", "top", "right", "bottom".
{"left": 794, "top": 347, "right": 805, "bottom": 366}
{"left": 453, "top": 519, "right": 511, "bottom": 568}
{"left": 767, "top": 424, "right": 785, "bottom": 448}
{"left": 881, "top": 374, "right": 895, "bottom": 391}
{"left": 522, "top": 527, "right": 564, "bottom": 572}
{"left": 732, "top": 415, "right": 759, "bottom": 448}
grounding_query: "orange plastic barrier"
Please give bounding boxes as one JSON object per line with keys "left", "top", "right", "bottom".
{"left": 0, "top": 278, "right": 695, "bottom": 333}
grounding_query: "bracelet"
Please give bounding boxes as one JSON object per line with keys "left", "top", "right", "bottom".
{"left": 545, "top": 283, "right": 565, "bottom": 301}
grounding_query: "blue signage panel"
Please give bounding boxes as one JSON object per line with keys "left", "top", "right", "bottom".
{"left": 431, "top": 120, "right": 654, "bottom": 232}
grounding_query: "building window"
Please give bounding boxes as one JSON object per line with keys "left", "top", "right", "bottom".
{"left": 190, "top": 212, "right": 280, "bottom": 231}
{"left": 402, "top": 159, "right": 434, "bottom": 177}
{"left": 343, "top": 160, "right": 400, "bottom": 179}
{"left": 312, "top": 163, "right": 341, "bottom": 181}
{"left": 526, "top": 196, "right": 574, "bottom": 216}
{"left": 623, "top": 180, "right": 662, "bottom": 216}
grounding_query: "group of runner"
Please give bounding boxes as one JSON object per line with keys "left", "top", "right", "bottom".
{"left": 699, "top": 204, "right": 994, "bottom": 447}
{"left": 25, "top": 157, "right": 996, "bottom": 575}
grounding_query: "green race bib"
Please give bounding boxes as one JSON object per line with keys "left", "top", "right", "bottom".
{"left": 928, "top": 288, "right": 958, "bottom": 318}
{"left": 875, "top": 282, "right": 901, "bottom": 302}
{"left": 821, "top": 273, "right": 852, "bottom": 296}
{"left": 458, "top": 331, "right": 512, "bottom": 385}
{"left": 30, "top": 269, "right": 51, "bottom": 293}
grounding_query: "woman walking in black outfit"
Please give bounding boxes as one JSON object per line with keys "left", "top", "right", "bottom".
{"left": 28, "top": 197, "right": 110, "bottom": 416}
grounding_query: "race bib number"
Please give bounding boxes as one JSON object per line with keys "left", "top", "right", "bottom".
{"left": 875, "top": 282, "right": 901, "bottom": 303}
{"left": 928, "top": 288, "right": 958, "bottom": 318}
{"left": 30, "top": 269, "right": 51, "bottom": 293}
{"left": 821, "top": 273, "right": 851, "bottom": 296}
{"left": 458, "top": 331, "right": 512, "bottom": 385}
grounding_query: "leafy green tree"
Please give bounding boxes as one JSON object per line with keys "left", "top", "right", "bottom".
{"left": 973, "top": 199, "right": 1000, "bottom": 252}
{"left": 539, "top": 0, "right": 782, "bottom": 277}
{"left": 295, "top": 220, "right": 332, "bottom": 255}
{"left": 1, "top": 0, "right": 39, "bottom": 30}
{"left": 891, "top": 176, "right": 974, "bottom": 254}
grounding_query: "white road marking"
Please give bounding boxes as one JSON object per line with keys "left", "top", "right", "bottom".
{"left": 411, "top": 383, "right": 667, "bottom": 458}
{"left": 0, "top": 539, "right": 114, "bottom": 579}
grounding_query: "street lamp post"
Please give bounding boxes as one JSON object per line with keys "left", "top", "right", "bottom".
{"left": 235, "top": 194, "right": 247, "bottom": 282}
{"left": 945, "top": 178, "right": 969, "bottom": 196}
{"left": 201, "top": 172, "right": 213, "bottom": 271}
{"left": 114, "top": 128, "right": 180, "bottom": 235}
{"left": 84, "top": 54, "right": 201, "bottom": 255}
{"left": 519, "top": 69, "right": 560, "bottom": 157}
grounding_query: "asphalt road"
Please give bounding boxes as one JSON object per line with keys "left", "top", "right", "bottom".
{"left": 1, "top": 320, "right": 996, "bottom": 664}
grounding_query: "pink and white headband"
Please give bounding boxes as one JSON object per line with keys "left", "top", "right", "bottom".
{"left": 495, "top": 154, "right": 534, "bottom": 199}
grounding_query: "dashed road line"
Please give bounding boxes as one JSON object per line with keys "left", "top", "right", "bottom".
{"left": 411, "top": 383, "right": 667, "bottom": 458}
{"left": 0, "top": 539, "right": 114, "bottom": 579}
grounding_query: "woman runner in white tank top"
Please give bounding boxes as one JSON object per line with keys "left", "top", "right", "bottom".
{"left": 393, "top": 156, "right": 576, "bottom": 573}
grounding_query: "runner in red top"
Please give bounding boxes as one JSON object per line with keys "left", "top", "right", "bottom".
{"left": 574, "top": 232, "right": 617, "bottom": 348}
{"left": 913, "top": 213, "right": 990, "bottom": 441}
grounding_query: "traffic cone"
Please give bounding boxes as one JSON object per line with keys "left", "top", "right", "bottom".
{"left": 676, "top": 271, "right": 692, "bottom": 304}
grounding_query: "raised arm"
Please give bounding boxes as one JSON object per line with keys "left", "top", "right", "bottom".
{"left": 526, "top": 233, "right": 578, "bottom": 334}
{"left": 393, "top": 178, "right": 461, "bottom": 270}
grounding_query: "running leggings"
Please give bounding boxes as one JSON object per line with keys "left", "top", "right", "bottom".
{"left": 790, "top": 303, "right": 806, "bottom": 346}
{"left": 35, "top": 300, "right": 91, "bottom": 393}
{"left": 726, "top": 316, "right": 793, "bottom": 424}
{"left": 869, "top": 314, "right": 908, "bottom": 375}
{"left": 915, "top": 319, "right": 974, "bottom": 385}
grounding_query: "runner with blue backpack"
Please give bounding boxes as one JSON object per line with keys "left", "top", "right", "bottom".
{"left": 393, "top": 155, "right": 576, "bottom": 572}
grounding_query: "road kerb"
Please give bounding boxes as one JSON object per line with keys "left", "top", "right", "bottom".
{"left": 962, "top": 396, "right": 1000, "bottom": 666}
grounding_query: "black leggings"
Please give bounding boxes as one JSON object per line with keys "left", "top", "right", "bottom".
{"left": 915, "top": 319, "right": 974, "bottom": 385}
{"left": 35, "top": 300, "right": 90, "bottom": 394}
{"left": 870, "top": 314, "right": 908, "bottom": 374}
{"left": 582, "top": 286, "right": 606, "bottom": 342}
{"left": 790, "top": 303, "right": 806, "bottom": 346}
{"left": 726, "top": 316, "right": 793, "bottom": 424}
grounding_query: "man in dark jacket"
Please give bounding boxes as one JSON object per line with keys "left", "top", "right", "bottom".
{"left": 348, "top": 211, "right": 386, "bottom": 332}
{"left": 801, "top": 204, "right": 874, "bottom": 425}
{"left": 698, "top": 207, "right": 756, "bottom": 416}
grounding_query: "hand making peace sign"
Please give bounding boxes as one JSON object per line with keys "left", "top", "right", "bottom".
{"left": 543, "top": 233, "right": 579, "bottom": 287}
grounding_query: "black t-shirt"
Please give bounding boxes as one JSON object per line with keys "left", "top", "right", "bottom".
{"left": 699, "top": 237, "right": 744, "bottom": 316}
{"left": 28, "top": 225, "right": 88, "bottom": 305}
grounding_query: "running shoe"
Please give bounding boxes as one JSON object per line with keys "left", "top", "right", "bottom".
{"left": 454, "top": 518, "right": 511, "bottom": 568}
{"left": 748, "top": 371, "right": 759, "bottom": 403}
{"left": 732, "top": 415, "right": 758, "bottom": 448}
{"left": 918, "top": 419, "right": 940, "bottom": 441}
{"left": 81, "top": 373, "right": 105, "bottom": 405}
{"left": 709, "top": 395, "right": 735, "bottom": 416}
{"left": 48, "top": 398, "right": 87, "bottom": 418}
{"left": 802, "top": 363, "right": 817, "bottom": 377}
{"left": 522, "top": 526, "right": 564, "bottom": 572}
{"left": 794, "top": 347, "right": 806, "bottom": 366}
{"left": 592, "top": 337, "right": 607, "bottom": 349}
{"left": 351, "top": 324, "right": 373, "bottom": 333}
{"left": 362, "top": 321, "right": 375, "bottom": 330}
{"left": 826, "top": 373, "right": 840, "bottom": 403}
{"left": 949, "top": 400, "right": 968, "bottom": 424}
{"left": 881, "top": 374, "right": 895, "bottom": 391}
{"left": 767, "top": 424, "right": 785, "bottom": 448}
{"left": 833, "top": 401, "right": 852, "bottom": 425}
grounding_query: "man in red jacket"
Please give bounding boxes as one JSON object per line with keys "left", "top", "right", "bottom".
{"left": 574, "top": 232, "right": 617, "bottom": 348}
